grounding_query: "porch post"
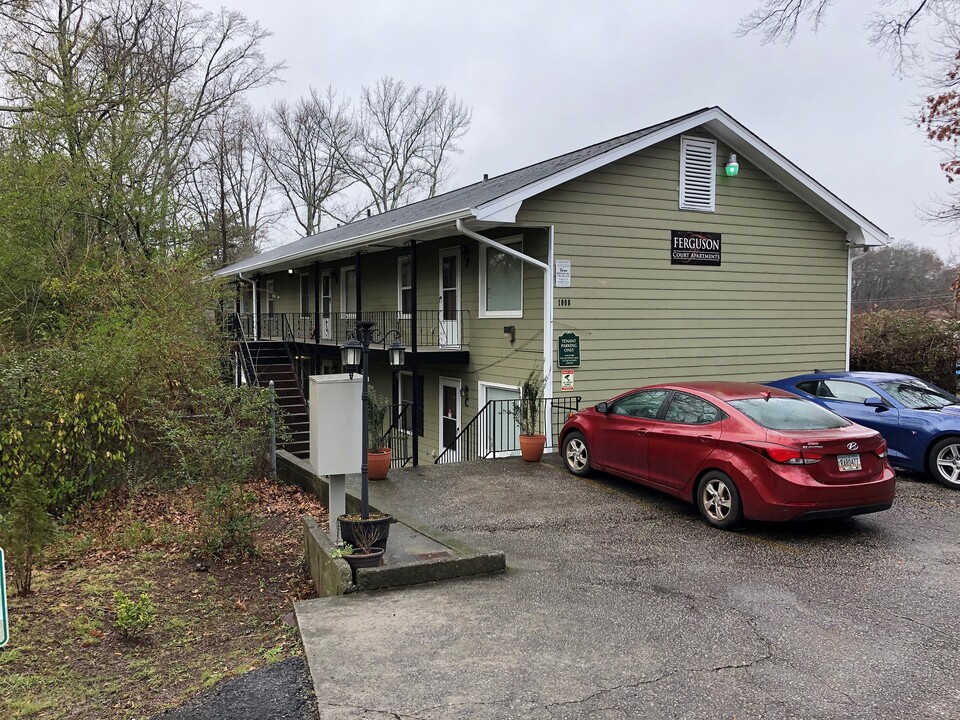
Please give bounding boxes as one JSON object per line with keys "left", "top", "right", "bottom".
{"left": 252, "top": 273, "right": 261, "bottom": 341}
{"left": 409, "top": 239, "right": 419, "bottom": 467}
{"left": 353, "top": 251, "right": 362, "bottom": 316}
{"left": 313, "top": 260, "right": 321, "bottom": 345}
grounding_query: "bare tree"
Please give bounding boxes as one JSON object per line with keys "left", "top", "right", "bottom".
{"left": 852, "top": 241, "right": 955, "bottom": 310}
{"left": 341, "top": 77, "right": 472, "bottom": 215}
{"left": 0, "top": 0, "right": 282, "bottom": 258}
{"left": 738, "top": 1, "right": 957, "bottom": 75}
{"left": 264, "top": 87, "right": 353, "bottom": 236}
{"left": 183, "top": 103, "right": 278, "bottom": 266}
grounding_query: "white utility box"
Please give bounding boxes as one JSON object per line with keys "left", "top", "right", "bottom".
{"left": 309, "top": 374, "right": 362, "bottom": 476}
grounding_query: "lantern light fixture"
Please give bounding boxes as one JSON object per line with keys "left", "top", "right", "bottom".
{"left": 725, "top": 153, "right": 739, "bottom": 177}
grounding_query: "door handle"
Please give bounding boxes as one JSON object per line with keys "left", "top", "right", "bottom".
{"left": 635, "top": 428, "right": 648, "bottom": 435}
{"left": 698, "top": 435, "right": 715, "bottom": 443}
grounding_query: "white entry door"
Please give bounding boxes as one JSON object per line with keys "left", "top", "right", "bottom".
{"left": 440, "top": 377, "right": 461, "bottom": 458}
{"left": 480, "top": 383, "right": 521, "bottom": 458}
{"left": 439, "top": 249, "right": 460, "bottom": 347}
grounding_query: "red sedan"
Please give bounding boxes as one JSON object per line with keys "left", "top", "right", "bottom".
{"left": 559, "top": 382, "right": 896, "bottom": 529}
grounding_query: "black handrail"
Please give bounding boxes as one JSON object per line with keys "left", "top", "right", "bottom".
{"left": 435, "top": 395, "right": 582, "bottom": 465}
{"left": 280, "top": 314, "right": 308, "bottom": 406}
{"left": 232, "top": 312, "right": 259, "bottom": 387}
{"left": 382, "top": 402, "right": 413, "bottom": 468}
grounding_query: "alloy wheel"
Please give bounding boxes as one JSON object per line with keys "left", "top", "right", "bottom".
{"left": 565, "top": 438, "right": 588, "bottom": 472}
{"left": 702, "top": 478, "right": 733, "bottom": 522}
{"left": 935, "top": 442, "right": 960, "bottom": 485}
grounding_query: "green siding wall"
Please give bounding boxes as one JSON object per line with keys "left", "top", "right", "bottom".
{"left": 516, "top": 132, "right": 849, "bottom": 406}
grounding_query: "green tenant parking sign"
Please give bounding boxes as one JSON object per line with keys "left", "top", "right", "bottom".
{"left": 1, "top": 548, "right": 7, "bottom": 647}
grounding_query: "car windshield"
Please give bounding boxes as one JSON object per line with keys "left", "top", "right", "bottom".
{"left": 877, "top": 380, "right": 958, "bottom": 410}
{"left": 729, "top": 397, "right": 851, "bottom": 431}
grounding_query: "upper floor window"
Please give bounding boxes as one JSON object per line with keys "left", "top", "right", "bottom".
{"left": 480, "top": 238, "right": 523, "bottom": 318}
{"left": 679, "top": 135, "right": 717, "bottom": 212}
{"left": 398, "top": 256, "right": 412, "bottom": 316}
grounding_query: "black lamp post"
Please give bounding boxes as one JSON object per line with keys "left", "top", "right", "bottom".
{"left": 340, "top": 320, "right": 405, "bottom": 519}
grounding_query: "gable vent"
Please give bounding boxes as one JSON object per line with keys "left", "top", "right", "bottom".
{"left": 679, "top": 136, "right": 717, "bottom": 212}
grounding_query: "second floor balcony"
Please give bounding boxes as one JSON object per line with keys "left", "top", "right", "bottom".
{"left": 234, "top": 310, "right": 468, "bottom": 352}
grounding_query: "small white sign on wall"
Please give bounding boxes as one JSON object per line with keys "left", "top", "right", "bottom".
{"left": 555, "top": 259, "right": 571, "bottom": 288}
{"left": 561, "top": 370, "right": 575, "bottom": 392}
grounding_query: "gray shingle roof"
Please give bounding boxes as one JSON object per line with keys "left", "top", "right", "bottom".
{"left": 217, "top": 107, "right": 714, "bottom": 276}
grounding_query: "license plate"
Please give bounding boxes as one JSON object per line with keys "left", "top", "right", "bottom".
{"left": 838, "top": 454, "right": 862, "bottom": 472}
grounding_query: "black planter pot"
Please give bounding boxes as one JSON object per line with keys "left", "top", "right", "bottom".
{"left": 343, "top": 547, "right": 385, "bottom": 570}
{"left": 337, "top": 513, "right": 394, "bottom": 551}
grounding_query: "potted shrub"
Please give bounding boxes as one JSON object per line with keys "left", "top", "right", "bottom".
{"left": 516, "top": 368, "right": 546, "bottom": 462}
{"left": 334, "top": 520, "right": 386, "bottom": 577}
{"left": 366, "top": 385, "right": 392, "bottom": 481}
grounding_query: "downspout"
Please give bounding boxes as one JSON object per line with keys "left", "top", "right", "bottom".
{"left": 454, "top": 218, "right": 555, "bottom": 442}
{"left": 238, "top": 271, "right": 258, "bottom": 340}
{"left": 845, "top": 245, "right": 853, "bottom": 372}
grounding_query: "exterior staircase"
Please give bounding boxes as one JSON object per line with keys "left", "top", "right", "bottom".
{"left": 246, "top": 341, "right": 309, "bottom": 459}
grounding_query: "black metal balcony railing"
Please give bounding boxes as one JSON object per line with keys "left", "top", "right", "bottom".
{"left": 233, "top": 311, "right": 465, "bottom": 350}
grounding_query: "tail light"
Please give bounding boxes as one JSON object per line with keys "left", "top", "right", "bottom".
{"left": 741, "top": 441, "right": 822, "bottom": 465}
{"left": 872, "top": 441, "right": 888, "bottom": 459}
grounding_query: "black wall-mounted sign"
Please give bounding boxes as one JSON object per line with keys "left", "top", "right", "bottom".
{"left": 671, "top": 230, "right": 721, "bottom": 266}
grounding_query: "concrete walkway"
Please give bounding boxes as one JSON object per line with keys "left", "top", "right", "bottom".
{"left": 296, "top": 455, "right": 960, "bottom": 719}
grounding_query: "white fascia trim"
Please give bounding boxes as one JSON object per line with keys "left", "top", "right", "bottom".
{"left": 473, "top": 107, "right": 890, "bottom": 247}
{"left": 214, "top": 208, "right": 476, "bottom": 277}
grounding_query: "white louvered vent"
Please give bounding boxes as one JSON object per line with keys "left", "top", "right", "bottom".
{"left": 679, "top": 136, "right": 717, "bottom": 212}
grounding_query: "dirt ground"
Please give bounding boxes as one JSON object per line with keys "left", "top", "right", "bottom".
{"left": 0, "top": 479, "right": 327, "bottom": 719}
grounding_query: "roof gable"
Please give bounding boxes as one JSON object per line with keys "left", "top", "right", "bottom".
{"left": 218, "top": 106, "right": 888, "bottom": 277}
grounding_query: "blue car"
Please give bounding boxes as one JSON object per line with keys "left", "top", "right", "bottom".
{"left": 767, "top": 371, "right": 960, "bottom": 489}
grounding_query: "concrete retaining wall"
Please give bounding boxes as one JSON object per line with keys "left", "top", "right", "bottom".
{"left": 302, "top": 516, "right": 354, "bottom": 596}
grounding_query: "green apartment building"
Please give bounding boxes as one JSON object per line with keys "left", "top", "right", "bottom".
{"left": 216, "top": 107, "right": 888, "bottom": 466}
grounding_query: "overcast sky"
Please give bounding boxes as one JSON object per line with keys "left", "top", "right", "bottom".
{"left": 199, "top": 0, "right": 953, "bottom": 257}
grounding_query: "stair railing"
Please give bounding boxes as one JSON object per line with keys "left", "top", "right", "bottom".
{"left": 435, "top": 395, "right": 582, "bottom": 465}
{"left": 280, "top": 313, "right": 308, "bottom": 406}
{"left": 381, "top": 401, "right": 414, "bottom": 468}
{"left": 232, "top": 312, "right": 260, "bottom": 387}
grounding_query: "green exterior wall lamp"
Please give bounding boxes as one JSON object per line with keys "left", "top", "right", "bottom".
{"left": 725, "top": 154, "right": 739, "bottom": 177}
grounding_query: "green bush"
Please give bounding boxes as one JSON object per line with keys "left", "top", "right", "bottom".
{"left": 0, "top": 478, "right": 53, "bottom": 595}
{"left": 195, "top": 481, "right": 260, "bottom": 559}
{"left": 113, "top": 591, "right": 157, "bottom": 638}
{"left": 850, "top": 310, "right": 960, "bottom": 391}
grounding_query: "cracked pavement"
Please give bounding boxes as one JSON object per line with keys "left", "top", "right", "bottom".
{"left": 296, "top": 457, "right": 960, "bottom": 719}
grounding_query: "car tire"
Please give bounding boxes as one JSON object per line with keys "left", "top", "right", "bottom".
{"left": 696, "top": 471, "right": 744, "bottom": 530}
{"left": 562, "top": 431, "right": 592, "bottom": 477}
{"left": 928, "top": 436, "right": 960, "bottom": 489}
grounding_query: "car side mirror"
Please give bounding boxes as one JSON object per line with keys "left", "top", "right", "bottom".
{"left": 595, "top": 401, "right": 608, "bottom": 413}
{"left": 864, "top": 396, "right": 887, "bottom": 411}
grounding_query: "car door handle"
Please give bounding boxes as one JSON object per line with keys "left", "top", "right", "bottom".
{"left": 635, "top": 428, "right": 648, "bottom": 435}
{"left": 698, "top": 435, "right": 716, "bottom": 443}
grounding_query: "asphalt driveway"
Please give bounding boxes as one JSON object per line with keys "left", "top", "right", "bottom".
{"left": 297, "top": 456, "right": 960, "bottom": 719}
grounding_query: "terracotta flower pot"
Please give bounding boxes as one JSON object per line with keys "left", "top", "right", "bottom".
{"left": 368, "top": 447, "right": 392, "bottom": 480}
{"left": 519, "top": 434, "right": 546, "bottom": 462}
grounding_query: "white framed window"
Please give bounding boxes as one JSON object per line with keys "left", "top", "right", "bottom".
{"left": 299, "top": 273, "right": 310, "bottom": 317}
{"left": 479, "top": 237, "right": 523, "bottom": 318}
{"left": 398, "top": 256, "right": 412, "bottom": 317}
{"left": 679, "top": 135, "right": 717, "bottom": 212}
